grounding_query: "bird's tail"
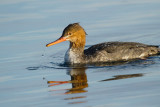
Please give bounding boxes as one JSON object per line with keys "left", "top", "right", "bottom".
{"left": 157, "top": 46, "right": 160, "bottom": 54}
{"left": 158, "top": 48, "right": 160, "bottom": 54}
{"left": 150, "top": 45, "right": 160, "bottom": 55}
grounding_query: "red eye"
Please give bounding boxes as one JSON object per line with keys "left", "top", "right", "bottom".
{"left": 68, "top": 32, "right": 72, "bottom": 35}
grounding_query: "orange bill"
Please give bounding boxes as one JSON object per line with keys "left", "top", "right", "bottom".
{"left": 46, "top": 37, "right": 66, "bottom": 47}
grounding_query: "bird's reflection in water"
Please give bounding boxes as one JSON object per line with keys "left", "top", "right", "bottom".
{"left": 48, "top": 67, "right": 88, "bottom": 94}
{"left": 47, "top": 61, "right": 146, "bottom": 104}
{"left": 47, "top": 61, "right": 146, "bottom": 93}
{"left": 47, "top": 67, "right": 88, "bottom": 104}
{"left": 100, "top": 73, "right": 143, "bottom": 82}
{"left": 65, "top": 67, "right": 88, "bottom": 94}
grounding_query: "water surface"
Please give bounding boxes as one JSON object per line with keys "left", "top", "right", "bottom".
{"left": 0, "top": 0, "right": 160, "bottom": 107}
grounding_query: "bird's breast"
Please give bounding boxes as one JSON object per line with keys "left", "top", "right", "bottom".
{"left": 65, "top": 49, "right": 84, "bottom": 64}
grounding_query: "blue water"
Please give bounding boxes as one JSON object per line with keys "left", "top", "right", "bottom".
{"left": 0, "top": 0, "right": 160, "bottom": 107}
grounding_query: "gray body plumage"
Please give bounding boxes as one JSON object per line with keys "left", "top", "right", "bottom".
{"left": 83, "top": 42, "right": 159, "bottom": 63}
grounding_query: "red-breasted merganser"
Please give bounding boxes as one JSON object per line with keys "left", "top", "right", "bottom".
{"left": 46, "top": 23, "right": 160, "bottom": 64}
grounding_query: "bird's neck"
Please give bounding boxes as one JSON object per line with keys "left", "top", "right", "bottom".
{"left": 65, "top": 40, "right": 86, "bottom": 64}
{"left": 70, "top": 41, "right": 85, "bottom": 53}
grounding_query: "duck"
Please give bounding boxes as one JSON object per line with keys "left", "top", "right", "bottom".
{"left": 46, "top": 23, "right": 160, "bottom": 64}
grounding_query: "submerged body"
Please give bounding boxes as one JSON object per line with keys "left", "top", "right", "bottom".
{"left": 46, "top": 23, "right": 160, "bottom": 64}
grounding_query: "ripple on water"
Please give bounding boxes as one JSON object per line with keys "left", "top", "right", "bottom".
{"left": 26, "top": 55, "right": 160, "bottom": 71}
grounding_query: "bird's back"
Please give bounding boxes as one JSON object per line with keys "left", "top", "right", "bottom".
{"left": 84, "top": 42, "right": 159, "bottom": 63}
